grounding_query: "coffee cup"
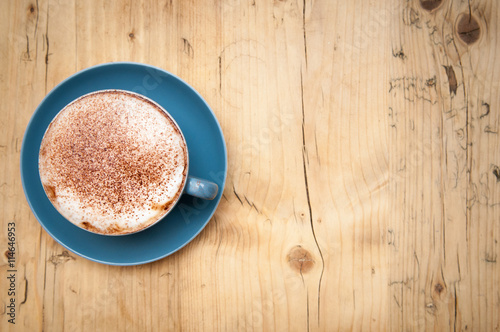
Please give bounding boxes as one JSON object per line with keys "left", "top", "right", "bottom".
{"left": 38, "top": 89, "right": 218, "bottom": 236}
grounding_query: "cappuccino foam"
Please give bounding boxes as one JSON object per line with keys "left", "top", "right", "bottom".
{"left": 39, "top": 90, "right": 187, "bottom": 235}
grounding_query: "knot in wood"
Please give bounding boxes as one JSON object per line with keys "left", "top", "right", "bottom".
{"left": 434, "top": 283, "right": 445, "bottom": 295}
{"left": 420, "top": 0, "right": 443, "bottom": 11}
{"left": 287, "top": 246, "right": 315, "bottom": 274}
{"left": 456, "top": 14, "right": 481, "bottom": 45}
{"left": 4, "top": 249, "right": 13, "bottom": 260}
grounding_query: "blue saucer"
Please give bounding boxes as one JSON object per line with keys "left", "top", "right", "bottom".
{"left": 20, "top": 62, "right": 227, "bottom": 265}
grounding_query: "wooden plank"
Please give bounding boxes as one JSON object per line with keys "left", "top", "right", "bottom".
{"left": 0, "top": 0, "right": 499, "bottom": 331}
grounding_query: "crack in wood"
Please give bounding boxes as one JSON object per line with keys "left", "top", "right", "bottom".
{"left": 457, "top": 252, "right": 462, "bottom": 281}
{"left": 233, "top": 184, "right": 243, "bottom": 205}
{"left": 393, "top": 294, "right": 401, "bottom": 309}
{"left": 243, "top": 194, "right": 260, "bottom": 213}
{"left": 182, "top": 38, "right": 194, "bottom": 58}
{"left": 34, "top": 0, "right": 39, "bottom": 38}
{"left": 454, "top": 284, "right": 458, "bottom": 332}
{"left": 302, "top": 0, "right": 307, "bottom": 67}
{"left": 214, "top": 216, "right": 223, "bottom": 258}
{"left": 25, "top": 34, "right": 31, "bottom": 61}
{"left": 218, "top": 56, "right": 222, "bottom": 93}
{"left": 300, "top": 69, "right": 324, "bottom": 325}
{"left": 292, "top": 199, "right": 299, "bottom": 223}
{"left": 314, "top": 129, "right": 320, "bottom": 166}
{"left": 44, "top": 5, "right": 50, "bottom": 94}
{"left": 306, "top": 291, "right": 310, "bottom": 332}
{"left": 20, "top": 278, "right": 28, "bottom": 305}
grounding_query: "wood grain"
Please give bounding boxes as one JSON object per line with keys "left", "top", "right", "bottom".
{"left": 1, "top": 0, "right": 499, "bottom": 331}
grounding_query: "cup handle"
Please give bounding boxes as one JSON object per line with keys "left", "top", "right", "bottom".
{"left": 184, "top": 176, "right": 219, "bottom": 200}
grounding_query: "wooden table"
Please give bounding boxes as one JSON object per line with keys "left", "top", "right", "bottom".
{"left": 2, "top": 0, "right": 499, "bottom": 330}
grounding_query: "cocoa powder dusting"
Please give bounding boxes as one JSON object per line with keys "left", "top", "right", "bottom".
{"left": 39, "top": 91, "right": 187, "bottom": 234}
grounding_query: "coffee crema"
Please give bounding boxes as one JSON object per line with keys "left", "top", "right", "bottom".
{"left": 39, "top": 90, "right": 188, "bottom": 235}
